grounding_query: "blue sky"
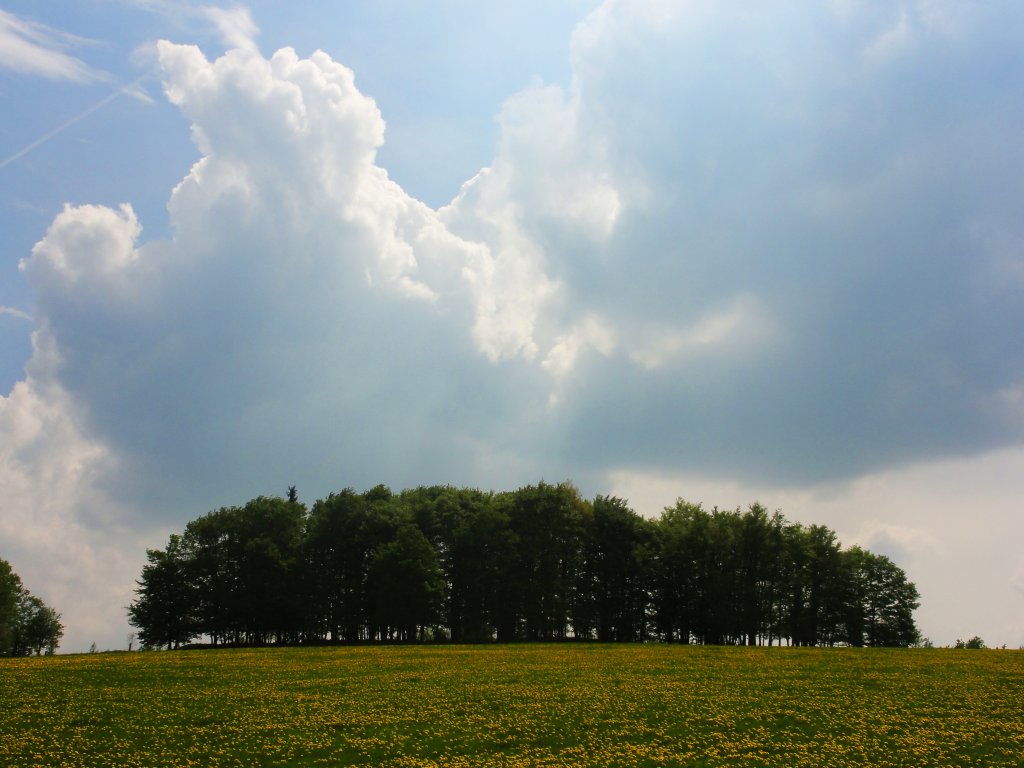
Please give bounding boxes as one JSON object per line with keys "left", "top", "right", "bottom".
{"left": 2, "top": 0, "right": 1023, "bottom": 652}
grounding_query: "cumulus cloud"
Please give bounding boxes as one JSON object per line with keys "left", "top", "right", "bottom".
{"left": 12, "top": 36, "right": 562, "bottom": 522}
{"left": 0, "top": 333, "right": 146, "bottom": 652}
{"left": 3, "top": 36, "right": 550, "bottom": 648}
{"left": 3, "top": 0, "right": 1024, "bottom": 650}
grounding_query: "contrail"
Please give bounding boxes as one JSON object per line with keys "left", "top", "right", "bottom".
{"left": 0, "top": 75, "right": 152, "bottom": 171}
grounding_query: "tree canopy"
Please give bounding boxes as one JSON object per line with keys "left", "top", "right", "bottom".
{"left": 129, "top": 483, "right": 921, "bottom": 649}
{"left": 0, "top": 557, "right": 64, "bottom": 656}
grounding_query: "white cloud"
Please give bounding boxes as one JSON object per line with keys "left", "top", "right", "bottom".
{"left": 0, "top": 10, "right": 103, "bottom": 82}
{"left": 0, "top": 306, "right": 32, "bottom": 322}
{"left": 489, "top": 81, "right": 624, "bottom": 238}
{"left": 863, "top": 11, "right": 915, "bottom": 64}
{"left": 439, "top": 75, "right": 626, "bottom": 363}
{"left": 0, "top": 331, "right": 149, "bottom": 652}
{"left": 202, "top": 6, "right": 259, "bottom": 52}
{"left": 23, "top": 203, "right": 142, "bottom": 288}
{"left": 10, "top": 35, "right": 560, "bottom": 498}
{"left": 543, "top": 314, "right": 616, "bottom": 380}
{"left": 847, "top": 521, "right": 942, "bottom": 564}
{"left": 627, "top": 296, "right": 773, "bottom": 371}
{"left": 3, "top": 0, "right": 1024, "bottom": 653}
{"left": 913, "top": 0, "right": 970, "bottom": 37}
{"left": 128, "top": 1, "right": 262, "bottom": 54}
{"left": 542, "top": 315, "right": 616, "bottom": 407}
{"left": 3, "top": 37, "right": 517, "bottom": 650}
{"left": 974, "top": 220, "right": 1024, "bottom": 293}
{"left": 153, "top": 39, "right": 548, "bottom": 352}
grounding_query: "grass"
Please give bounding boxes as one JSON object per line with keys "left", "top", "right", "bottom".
{"left": 1, "top": 644, "right": 1023, "bottom": 767}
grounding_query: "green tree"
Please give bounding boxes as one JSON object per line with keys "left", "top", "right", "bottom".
{"left": 124, "top": 482, "right": 922, "bottom": 650}
{"left": 431, "top": 488, "right": 516, "bottom": 642}
{"left": 0, "top": 558, "right": 64, "bottom": 656}
{"left": 12, "top": 594, "right": 64, "bottom": 655}
{"left": 181, "top": 508, "right": 239, "bottom": 645}
{"left": 735, "top": 504, "right": 777, "bottom": 646}
{"left": 0, "top": 559, "right": 22, "bottom": 654}
{"left": 506, "top": 482, "right": 587, "bottom": 641}
{"left": 782, "top": 523, "right": 845, "bottom": 646}
{"left": 655, "top": 500, "right": 709, "bottom": 644}
{"left": 367, "top": 524, "right": 444, "bottom": 641}
{"left": 233, "top": 496, "right": 307, "bottom": 644}
{"left": 863, "top": 551, "right": 920, "bottom": 647}
{"left": 128, "top": 535, "right": 197, "bottom": 650}
{"left": 700, "top": 508, "right": 741, "bottom": 645}
{"left": 305, "top": 488, "right": 399, "bottom": 642}
{"left": 586, "top": 496, "right": 652, "bottom": 642}
{"left": 178, "top": 497, "right": 307, "bottom": 646}
{"left": 954, "top": 636, "right": 985, "bottom": 649}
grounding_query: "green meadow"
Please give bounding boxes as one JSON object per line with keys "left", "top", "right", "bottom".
{"left": 1, "top": 645, "right": 1022, "bottom": 767}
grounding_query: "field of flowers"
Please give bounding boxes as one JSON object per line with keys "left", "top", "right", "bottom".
{"left": 1, "top": 644, "right": 1022, "bottom": 767}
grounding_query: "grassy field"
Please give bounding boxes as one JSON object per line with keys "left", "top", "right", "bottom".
{"left": 1, "top": 644, "right": 1022, "bottom": 767}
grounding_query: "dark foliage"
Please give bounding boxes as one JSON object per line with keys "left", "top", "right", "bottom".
{"left": 0, "top": 557, "right": 64, "bottom": 656}
{"left": 129, "top": 483, "right": 920, "bottom": 648}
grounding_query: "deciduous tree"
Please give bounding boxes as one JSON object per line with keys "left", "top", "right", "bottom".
{"left": 0, "top": 558, "right": 63, "bottom": 656}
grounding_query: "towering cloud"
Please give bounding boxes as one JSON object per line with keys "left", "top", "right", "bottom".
{"left": 2, "top": 0, "right": 1023, "bottom": 650}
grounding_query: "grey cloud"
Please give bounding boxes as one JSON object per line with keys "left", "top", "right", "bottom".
{"left": 6, "top": 1, "right": 1024, "bottom": 654}
{"left": 14, "top": 0, "right": 1024, "bottom": 526}
{"left": 490, "top": 2, "right": 1024, "bottom": 484}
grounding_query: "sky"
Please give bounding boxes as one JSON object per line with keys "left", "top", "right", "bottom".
{"left": 1, "top": 0, "right": 1022, "bottom": 653}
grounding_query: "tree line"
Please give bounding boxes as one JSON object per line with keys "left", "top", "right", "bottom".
{"left": 128, "top": 482, "right": 920, "bottom": 650}
{"left": 0, "top": 557, "right": 64, "bottom": 656}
